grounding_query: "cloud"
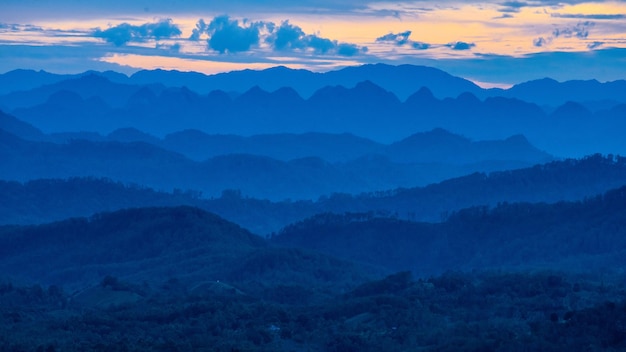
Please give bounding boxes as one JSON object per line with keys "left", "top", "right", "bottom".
{"left": 446, "top": 41, "right": 476, "bottom": 50}
{"left": 411, "top": 42, "right": 430, "bottom": 50}
{"left": 588, "top": 41, "right": 604, "bottom": 49}
{"left": 265, "top": 20, "right": 367, "bottom": 56}
{"left": 551, "top": 13, "right": 625, "bottom": 20}
{"left": 307, "top": 36, "right": 335, "bottom": 53}
{"left": 94, "top": 19, "right": 181, "bottom": 46}
{"left": 156, "top": 42, "right": 181, "bottom": 52}
{"left": 189, "top": 19, "right": 207, "bottom": 41}
{"left": 337, "top": 43, "right": 362, "bottom": 56}
{"left": 376, "top": 31, "right": 412, "bottom": 46}
{"left": 187, "top": 17, "right": 367, "bottom": 56}
{"left": 376, "top": 30, "right": 431, "bottom": 50}
{"left": 498, "top": 1, "right": 528, "bottom": 13}
{"left": 269, "top": 21, "right": 307, "bottom": 50}
{"left": 205, "top": 16, "right": 263, "bottom": 53}
{"left": 533, "top": 37, "right": 550, "bottom": 47}
{"left": 0, "top": 23, "right": 42, "bottom": 32}
{"left": 553, "top": 21, "right": 594, "bottom": 39}
{"left": 534, "top": 21, "right": 596, "bottom": 47}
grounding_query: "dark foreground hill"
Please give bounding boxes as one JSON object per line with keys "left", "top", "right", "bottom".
{"left": 2, "top": 205, "right": 626, "bottom": 350}
{"left": 273, "top": 185, "right": 626, "bottom": 276}
{"left": 0, "top": 206, "right": 372, "bottom": 293}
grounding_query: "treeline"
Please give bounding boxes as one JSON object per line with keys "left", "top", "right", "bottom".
{"left": 1, "top": 270, "right": 625, "bottom": 351}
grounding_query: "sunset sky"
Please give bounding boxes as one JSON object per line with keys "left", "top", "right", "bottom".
{"left": 1, "top": 0, "right": 625, "bottom": 87}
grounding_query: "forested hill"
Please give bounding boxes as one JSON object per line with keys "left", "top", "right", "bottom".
{"left": 273, "top": 185, "right": 626, "bottom": 276}
{"left": 0, "top": 206, "right": 372, "bottom": 292}
{"left": 1, "top": 154, "right": 626, "bottom": 234}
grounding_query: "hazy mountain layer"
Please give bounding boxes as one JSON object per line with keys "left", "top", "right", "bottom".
{"left": 0, "top": 126, "right": 552, "bottom": 200}
{"left": 1, "top": 155, "right": 625, "bottom": 234}
{"left": 2, "top": 66, "right": 625, "bottom": 156}
{"left": 2, "top": 64, "right": 625, "bottom": 106}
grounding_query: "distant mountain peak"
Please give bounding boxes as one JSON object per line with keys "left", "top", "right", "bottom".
{"left": 551, "top": 101, "right": 593, "bottom": 118}
{"left": 504, "top": 134, "right": 530, "bottom": 144}
{"left": 404, "top": 87, "right": 437, "bottom": 105}
{"left": 456, "top": 91, "right": 481, "bottom": 104}
{"left": 47, "top": 89, "right": 83, "bottom": 103}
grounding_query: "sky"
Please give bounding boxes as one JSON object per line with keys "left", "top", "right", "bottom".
{"left": 1, "top": 0, "right": 625, "bottom": 87}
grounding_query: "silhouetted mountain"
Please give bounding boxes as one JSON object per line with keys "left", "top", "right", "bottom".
{"left": 550, "top": 101, "right": 593, "bottom": 120}
{"left": 0, "top": 65, "right": 625, "bottom": 157}
{"left": 0, "top": 109, "right": 46, "bottom": 141}
{"left": 503, "top": 77, "right": 626, "bottom": 107}
{"left": 0, "top": 177, "right": 323, "bottom": 235}
{"left": 0, "top": 127, "right": 556, "bottom": 200}
{"left": 385, "top": 129, "right": 551, "bottom": 164}
{"left": 0, "top": 74, "right": 157, "bottom": 111}
{"left": 160, "top": 131, "right": 382, "bottom": 162}
{"left": 127, "top": 64, "right": 482, "bottom": 100}
{"left": 273, "top": 184, "right": 626, "bottom": 275}
{"left": 0, "top": 206, "right": 372, "bottom": 293}
{"left": 337, "top": 154, "right": 626, "bottom": 223}
{"left": 32, "top": 125, "right": 548, "bottom": 166}
{"left": 12, "top": 90, "right": 115, "bottom": 133}
{"left": 0, "top": 80, "right": 559, "bottom": 155}
{"left": 2, "top": 155, "right": 624, "bottom": 235}
{"left": 106, "top": 127, "right": 161, "bottom": 145}
{"left": 4, "top": 64, "right": 625, "bottom": 107}
{"left": 0, "top": 206, "right": 257, "bottom": 285}
{"left": 0, "top": 69, "right": 74, "bottom": 95}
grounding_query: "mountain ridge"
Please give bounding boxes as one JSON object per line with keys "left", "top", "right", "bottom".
{"left": 3, "top": 64, "right": 624, "bottom": 106}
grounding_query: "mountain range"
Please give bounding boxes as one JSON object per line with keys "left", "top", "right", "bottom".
{"left": 1, "top": 105, "right": 556, "bottom": 200}
{"left": 1, "top": 62, "right": 626, "bottom": 351}
{"left": 2, "top": 67, "right": 624, "bottom": 156}
{"left": 2, "top": 154, "right": 624, "bottom": 235}
{"left": 0, "top": 126, "right": 550, "bottom": 201}
{"left": 3, "top": 64, "right": 625, "bottom": 107}
{"left": 3, "top": 182, "right": 626, "bottom": 291}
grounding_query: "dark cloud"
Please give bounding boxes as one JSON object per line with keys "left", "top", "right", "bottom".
{"left": 189, "top": 19, "right": 207, "bottom": 41}
{"left": 496, "top": 0, "right": 613, "bottom": 13}
{"left": 206, "top": 16, "right": 262, "bottom": 53}
{"left": 501, "top": 1, "right": 527, "bottom": 7}
{"left": 493, "top": 14, "right": 515, "bottom": 19}
{"left": 0, "top": 23, "right": 43, "bottom": 32}
{"left": 533, "top": 37, "right": 549, "bottom": 47}
{"left": 498, "top": 1, "right": 528, "bottom": 13}
{"left": 307, "top": 36, "right": 335, "bottom": 53}
{"left": 265, "top": 20, "right": 367, "bottom": 56}
{"left": 533, "top": 21, "right": 594, "bottom": 47}
{"left": 376, "top": 31, "right": 412, "bottom": 45}
{"left": 337, "top": 43, "right": 361, "bottom": 56}
{"left": 94, "top": 19, "right": 181, "bottom": 46}
{"left": 411, "top": 42, "right": 430, "bottom": 50}
{"left": 553, "top": 21, "right": 594, "bottom": 39}
{"left": 588, "top": 41, "right": 604, "bottom": 49}
{"left": 551, "top": 13, "right": 625, "bottom": 20}
{"left": 271, "top": 21, "right": 307, "bottom": 50}
{"left": 186, "top": 17, "right": 367, "bottom": 56}
{"left": 376, "top": 30, "right": 431, "bottom": 50}
{"left": 156, "top": 42, "right": 181, "bottom": 52}
{"left": 446, "top": 41, "right": 476, "bottom": 50}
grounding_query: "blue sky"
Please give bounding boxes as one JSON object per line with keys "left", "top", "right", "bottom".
{"left": 1, "top": 0, "right": 626, "bottom": 87}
